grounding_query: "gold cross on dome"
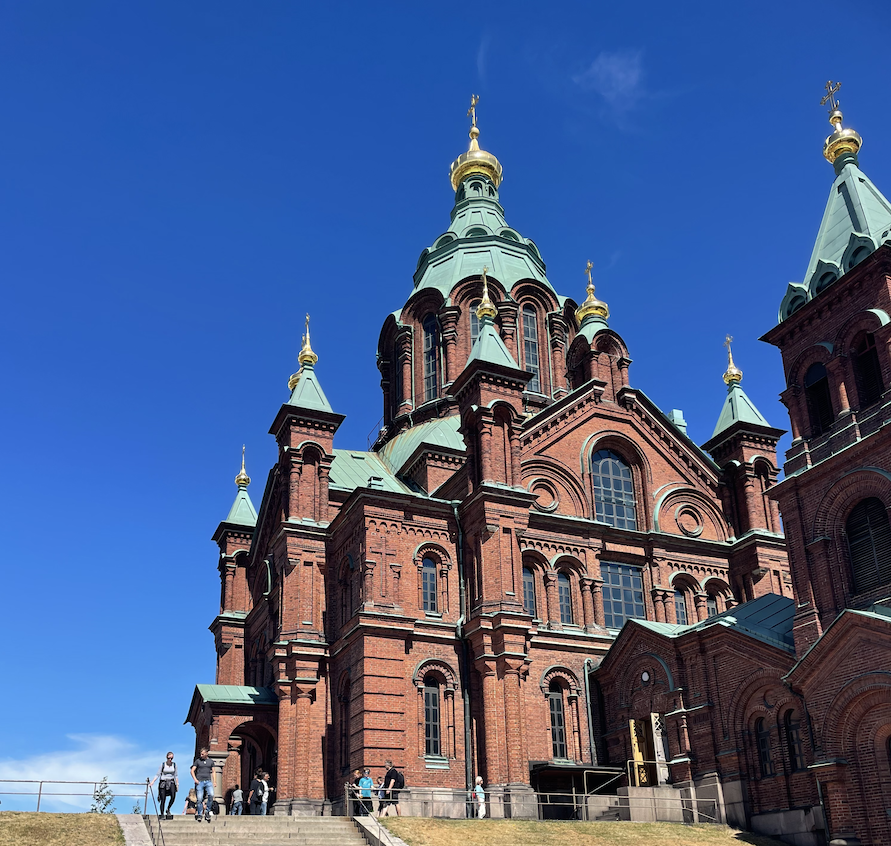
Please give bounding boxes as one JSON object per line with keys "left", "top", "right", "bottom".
{"left": 585, "top": 260, "right": 593, "bottom": 286}
{"left": 468, "top": 94, "right": 479, "bottom": 128}
{"left": 821, "top": 80, "right": 841, "bottom": 111}
{"left": 724, "top": 334, "right": 733, "bottom": 351}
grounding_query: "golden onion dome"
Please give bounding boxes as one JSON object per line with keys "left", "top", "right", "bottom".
{"left": 575, "top": 261, "right": 609, "bottom": 323}
{"left": 235, "top": 445, "right": 251, "bottom": 488}
{"left": 476, "top": 266, "right": 498, "bottom": 320}
{"left": 297, "top": 313, "right": 319, "bottom": 366}
{"left": 449, "top": 94, "right": 503, "bottom": 191}
{"left": 821, "top": 81, "right": 862, "bottom": 164}
{"left": 723, "top": 336, "right": 743, "bottom": 385}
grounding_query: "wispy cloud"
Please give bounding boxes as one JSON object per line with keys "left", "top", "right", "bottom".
{"left": 477, "top": 35, "right": 490, "bottom": 84}
{"left": 0, "top": 735, "right": 192, "bottom": 812}
{"left": 573, "top": 49, "right": 645, "bottom": 118}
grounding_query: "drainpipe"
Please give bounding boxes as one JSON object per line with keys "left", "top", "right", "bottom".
{"left": 583, "top": 658, "right": 598, "bottom": 766}
{"left": 451, "top": 501, "right": 474, "bottom": 818}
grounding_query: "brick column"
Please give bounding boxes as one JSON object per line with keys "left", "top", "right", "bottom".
{"left": 694, "top": 592, "right": 708, "bottom": 622}
{"left": 591, "top": 577, "right": 605, "bottom": 627}
{"left": 398, "top": 331, "right": 413, "bottom": 413}
{"left": 500, "top": 658, "right": 529, "bottom": 783}
{"left": 652, "top": 589, "right": 667, "bottom": 623}
{"left": 544, "top": 570, "right": 560, "bottom": 628}
{"left": 580, "top": 576, "right": 596, "bottom": 629}
{"left": 439, "top": 306, "right": 461, "bottom": 385}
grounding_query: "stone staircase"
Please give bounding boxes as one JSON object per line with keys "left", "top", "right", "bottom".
{"left": 142, "top": 815, "right": 369, "bottom": 846}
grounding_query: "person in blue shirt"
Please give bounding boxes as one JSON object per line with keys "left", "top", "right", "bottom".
{"left": 358, "top": 769, "right": 374, "bottom": 815}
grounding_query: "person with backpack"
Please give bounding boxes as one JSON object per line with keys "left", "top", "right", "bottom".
{"left": 383, "top": 760, "right": 403, "bottom": 816}
{"left": 248, "top": 769, "right": 265, "bottom": 815}
{"left": 150, "top": 752, "right": 178, "bottom": 819}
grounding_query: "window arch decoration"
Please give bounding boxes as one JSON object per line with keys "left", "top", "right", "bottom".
{"left": 619, "top": 653, "right": 677, "bottom": 696}
{"left": 654, "top": 487, "right": 730, "bottom": 542}
{"left": 413, "top": 544, "right": 452, "bottom": 615}
{"left": 669, "top": 575, "right": 698, "bottom": 626}
{"left": 540, "top": 666, "right": 582, "bottom": 762}
{"left": 807, "top": 258, "right": 842, "bottom": 297}
{"left": 521, "top": 459, "right": 588, "bottom": 518}
{"left": 840, "top": 232, "right": 877, "bottom": 272}
{"left": 412, "top": 659, "right": 458, "bottom": 760}
{"left": 539, "top": 665, "right": 581, "bottom": 698}
{"left": 779, "top": 281, "right": 810, "bottom": 322}
{"left": 591, "top": 448, "right": 638, "bottom": 529}
{"left": 582, "top": 432, "right": 651, "bottom": 489}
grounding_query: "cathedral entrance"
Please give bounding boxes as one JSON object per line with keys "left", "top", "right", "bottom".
{"left": 229, "top": 721, "right": 277, "bottom": 799}
{"left": 628, "top": 714, "right": 669, "bottom": 786}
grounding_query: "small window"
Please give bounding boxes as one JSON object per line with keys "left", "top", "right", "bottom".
{"left": 804, "top": 362, "right": 833, "bottom": 436}
{"left": 706, "top": 595, "right": 718, "bottom": 618}
{"left": 424, "top": 675, "right": 441, "bottom": 756}
{"left": 674, "top": 590, "right": 688, "bottom": 625}
{"left": 756, "top": 718, "right": 775, "bottom": 778}
{"left": 784, "top": 710, "right": 805, "bottom": 772}
{"left": 846, "top": 497, "right": 891, "bottom": 593}
{"left": 422, "top": 557, "right": 438, "bottom": 612}
{"left": 601, "top": 563, "right": 645, "bottom": 629}
{"left": 592, "top": 450, "right": 637, "bottom": 529}
{"left": 469, "top": 300, "right": 481, "bottom": 346}
{"left": 548, "top": 681, "right": 567, "bottom": 759}
{"left": 787, "top": 296, "right": 806, "bottom": 316}
{"left": 522, "top": 305, "right": 542, "bottom": 393}
{"left": 466, "top": 227, "right": 488, "bottom": 237}
{"left": 523, "top": 567, "right": 537, "bottom": 617}
{"left": 423, "top": 315, "right": 439, "bottom": 402}
{"left": 557, "top": 572, "right": 573, "bottom": 624}
{"left": 853, "top": 333, "right": 883, "bottom": 408}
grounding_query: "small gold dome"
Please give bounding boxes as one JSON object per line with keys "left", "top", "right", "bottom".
{"left": 449, "top": 95, "right": 503, "bottom": 191}
{"left": 288, "top": 370, "right": 301, "bottom": 391}
{"left": 235, "top": 445, "right": 251, "bottom": 487}
{"left": 476, "top": 266, "right": 498, "bottom": 321}
{"left": 576, "top": 262, "right": 609, "bottom": 323}
{"left": 823, "top": 108, "right": 862, "bottom": 164}
{"left": 723, "top": 338, "right": 743, "bottom": 385}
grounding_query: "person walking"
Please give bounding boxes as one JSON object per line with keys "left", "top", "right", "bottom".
{"left": 248, "top": 769, "right": 264, "bottom": 815}
{"left": 150, "top": 752, "right": 179, "bottom": 820}
{"left": 375, "top": 776, "right": 386, "bottom": 816}
{"left": 190, "top": 748, "right": 215, "bottom": 823}
{"left": 230, "top": 785, "right": 243, "bottom": 815}
{"left": 260, "top": 772, "right": 272, "bottom": 815}
{"left": 358, "top": 768, "right": 374, "bottom": 815}
{"left": 474, "top": 776, "right": 486, "bottom": 819}
{"left": 383, "top": 760, "right": 402, "bottom": 817}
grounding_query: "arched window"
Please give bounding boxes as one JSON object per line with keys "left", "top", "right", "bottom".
{"left": 784, "top": 710, "right": 805, "bottom": 772}
{"left": 423, "top": 314, "right": 439, "bottom": 402}
{"left": 674, "top": 589, "right": 689, "bottom": 625}
{"left": 469, "top": 301, "right": 481, "bottom": 346}
{"left": 853, "top": 333, "right": 883, "bottom": 409}
{"left": 522, "top": 305, "right": 541, "bottom": 393}
{"left": 591, "top": 450, "right": 637, "bottom": 529}
{"left": 756, "top": 718, "right": 775, "bottom": 778}
{"left": 339, "top": 680, "right": 351, "bottom": 771}
{"left": 706, "top": 594, "right": 718, "bottom": 618}
{"left": 421, "top": 557, "right": 438, "bottom": 612}
{"left": 548, "top": 681, "right": 567, "bottom": 759}
{"left": 423, "top": 675, "right": 441, "bottom": 756}
{"left": 804, "top": 362, "right": 833, "bottom": 436}
{"left": 557, "top": 572, "right": 573, "bottom": 624}
{"left": 522, "top": 567, "right": 537, "bottom": 617}
{"left": 846, "top": 497, "right": 891, "bottom": 593}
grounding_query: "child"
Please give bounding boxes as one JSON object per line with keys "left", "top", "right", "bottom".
{"left": 183, "top": 788, "right": 198, "bottom": 816}
{"left": 231, "top": 785, "right": 243, "bottom": 815}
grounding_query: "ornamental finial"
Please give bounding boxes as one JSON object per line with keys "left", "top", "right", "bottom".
{"left": 820, "top": 80, "right": 862, "bottom": 165}
{"left": 449, "top": 94, "right": 503, "bottom": 190}
{"left": 476, "top": 266, "right": 498, "bottom": 321}
{"left": 235, "top": 444, "right": 251, "bottom": 488}
{"left": 723, "top": 334, "right": 743, "bottom": 385}
{"left": 298, "top": 313, "right": 319, "bottom": 366}
{"left": 575, "top": 260, "right": 609, "bottom": 324}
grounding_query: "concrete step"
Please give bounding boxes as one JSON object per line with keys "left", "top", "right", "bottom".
{"left": 142, "top": 815, "right": 368, "bottom": 846}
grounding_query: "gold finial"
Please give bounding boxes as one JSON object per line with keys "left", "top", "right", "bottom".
{"left": 298, "top": 313, "right": 319, "bottom": 366}
{"left": 235, "top": 445, "right": 251, "bottom": 487}
{"left": 476, "top": 266, "right": 498, "bottom": 320}
{"left": 820, "top": 80, "right": 862, "bottom": 164}
{"left": 723, "top": 335, "right": 743, "bottom": 385}
{"left": 575, "top": 260, "right": 609, "bottom": 324}
{"left": 449, "top": 94, "right": 503, "bottom": 191}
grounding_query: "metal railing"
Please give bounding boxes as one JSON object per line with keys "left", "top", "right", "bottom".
{"left": 0, "top": 779, "right": 151, "bottom": 813}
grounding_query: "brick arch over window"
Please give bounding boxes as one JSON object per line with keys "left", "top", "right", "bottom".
{"left": 834, "top": 309, "right": 890, "bottom": 355}
{"left": 726, "top": 669, "right": 792, "bottom": 739}
{"left": 820, "top": 672, "right": 891, "bottom": 754}
{"left": 654, "top": 487, "right": 730, "bottom": 542}
{"left": 413, "top": 543, "right": 452, "bottom": 616}
{"left": 412, "top": 659, "right": 459, "bottom": 759}
{"left": 615, "top": 651, "right": 678, "bottom": 701}
{"left": 587, "top": 441, "right": 644, "bottom": 530}
{"left": 811, "top": 468, "right": 891, "bottom": 540}
{"left": 521, "top": 460, "right": 588, "bottom": 518}
{"left": 539, "top": 665, "right": 581, "bottom": 697}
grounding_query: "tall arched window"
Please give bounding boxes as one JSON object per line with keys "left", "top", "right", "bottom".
{"left": 522, "top": 305, "right": 541, "bottom": 393}
{"left": 674, "top": 589, "right": 689, "bottom": 625}
{"left": 469, "top": 301, "right": 481, "bottom": 346}
{"left": 548, "top": 681, "right": 567, "bottom": 759}
{"left": 339, "top": 680, "right": 351, "bottom": 771}
{"left": 421, "top": 557, "right": 438, "bottom": 612}
{"left": 804, "top": 362, "right": 833, "bottom": 436}
{"left": 592, "top": 449, "right": 637, "bottom": 529}
{"left": 706, "top": 594, "right": 718, "bottom": 618}
{"left": 756, "top": 718, "right": 775, "bottom": 778}
{"left": 423, "top": 675, "right": 441, "bottom": 756}
{"left": 846, "top": 497, "right": 891, "bottom": 593}
{"left": 423, "top": 314, "right": 439, "bottom": 402}
{"left": 522, "top": 567, "right": 537, "bottom": 617}
{"left": 784, "top": 710, "right": 805, "bottom": 772}
{"left": 557, "top": 572, "right": 573, "bottom": 624}
{"left": 853, "top": 333, "right": 883, "bottom": 408}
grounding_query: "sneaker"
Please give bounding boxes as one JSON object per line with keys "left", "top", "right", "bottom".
{"left": 205, "top": 814, "right": 212, "bottom": 823}
{"left": 195, "top": 815, "right": 202, "bottom": 822}
{"left": 166, "top": 814, "right": 173, "bottom": 820}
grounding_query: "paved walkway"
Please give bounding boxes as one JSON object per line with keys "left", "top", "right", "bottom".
{"left": 116, "top": 813, "right": 153, "bottom": 846}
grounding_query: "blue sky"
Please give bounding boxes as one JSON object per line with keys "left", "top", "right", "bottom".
{"left": 2, "top": 0, "right": 890, "bottom": 811}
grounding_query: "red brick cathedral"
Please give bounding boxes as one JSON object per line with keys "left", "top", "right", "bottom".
{"left": 188, "top": 91, "right": 891, "bottom": 846}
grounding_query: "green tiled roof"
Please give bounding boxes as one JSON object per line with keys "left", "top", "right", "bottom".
{"left": 194, "top": 684, "right": 277, "bottom": 706}
{"left": 711, "top": 382, "right": 772, "bottom": 439}
{"left": 329, "top": 449, "right": 419, "bottom": 495}
{"left": 377, "top": 416, "right": 465, "bottom": 474}
{"left": 287, "top": 362, "right": 333, "bottom": 413}
{"left": 225, "top": 486, "right": 257, "bottom": 527}
{"left": 465, "top": 314, "right": 519, "bottom": 369}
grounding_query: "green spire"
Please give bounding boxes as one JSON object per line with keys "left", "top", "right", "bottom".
{"left": 287, "top": 315, "right": 334, "bottom": 413}
{"left": 225, "top": 446, "right": 257, "bottom": 527}
{"left": 710, "top": 341, "right": 772, "bottom": 438}
{"left": 465, "top": 269, "right": 520, "bottom": 369}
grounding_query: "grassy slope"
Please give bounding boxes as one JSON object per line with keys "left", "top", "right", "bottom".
{"left": 0, "top": 812, "right": 124, "bottom": 846}
{"left": 381, "top": 818, "right": 787, "bottom": 846}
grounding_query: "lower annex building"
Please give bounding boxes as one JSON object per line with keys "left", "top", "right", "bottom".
{"left": 186, "top": 91, "right": 891, "bottom": 846}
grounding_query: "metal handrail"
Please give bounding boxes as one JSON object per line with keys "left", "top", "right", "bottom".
{"left": 0, "top": 779, "right": 150, "bottom": 812}
{"left": 144, "top": 778, "right": 168, "bottom": 846}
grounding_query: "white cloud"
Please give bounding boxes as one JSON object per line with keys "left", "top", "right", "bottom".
{"left": 477, "top": 35, "right": 490, "bottom": 84}
{"left": 0, "top": 735, "right": 192, "bottom": 813}
{"left": 573, "top": 49, "right": 645, "bottom": 112}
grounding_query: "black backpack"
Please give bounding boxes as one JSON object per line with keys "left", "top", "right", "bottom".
{"left": 393, "top": 769, "right": 405, "bottom": 790}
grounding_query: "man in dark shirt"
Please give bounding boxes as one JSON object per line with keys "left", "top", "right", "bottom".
{"left": 190, "top": 748, "right": 216, "bottom": 822}
{"left": 383, "top": 760, "right": 401, "bottom": 817}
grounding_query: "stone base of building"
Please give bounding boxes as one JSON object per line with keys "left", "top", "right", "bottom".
{"left": 273, "top": 797, "right": 332, "bottom": 816}
{"left": 485, "top": 783, "right": 538, "bottom": 819}
{"left": 750, "top": 806, "right": 827, "bottom": 846}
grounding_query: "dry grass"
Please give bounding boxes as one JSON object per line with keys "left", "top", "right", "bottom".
{"left": 0, "top": 812, "right": 124, "bottom": 846}
{"left": 381, "top": 818, "right": 787, "bottom": 846}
